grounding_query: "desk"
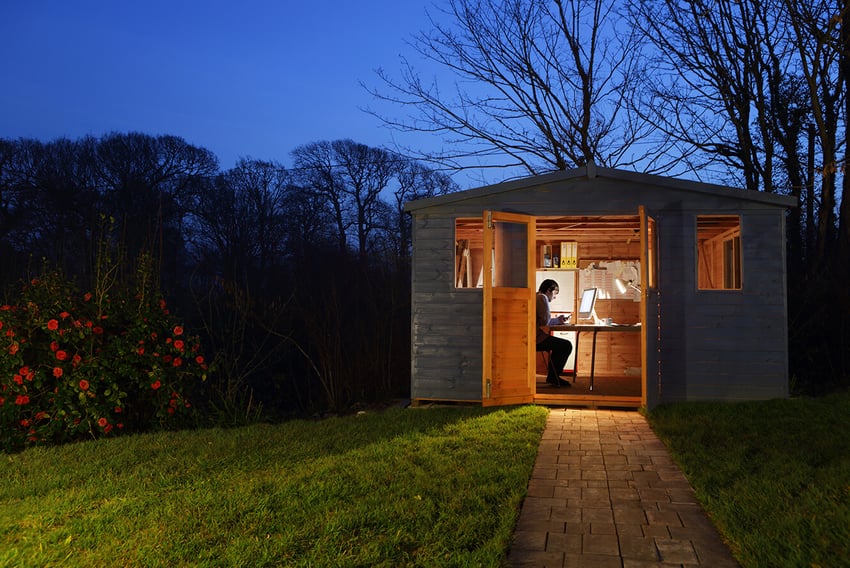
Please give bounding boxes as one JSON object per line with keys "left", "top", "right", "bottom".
{"left": 548, "top": 324, "right": 641, "bottom": 391}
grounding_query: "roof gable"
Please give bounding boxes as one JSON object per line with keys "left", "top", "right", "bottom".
{"left": 405, "top": 165, "right": 798, "bottom": 212}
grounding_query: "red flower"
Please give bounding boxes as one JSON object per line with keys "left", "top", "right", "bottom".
{"left": 160, "top": 299, "right": 167, "bottom": 310}
{"left": 13, "top": 375, "right": 23, "bottom": 385}
{"left": 56, "top": 350, "right": 68, "bottom": 361}
{"left": 83, "top": 293, "right": 92, "bottom": 302}
{"left": 114, "top": 406, "right": 123, "bottom": 413}
{"left": 35, "top": 411, "right": 47, "bottom": 421}
{"left": 151, "top": 380, "right": 162, "bottom": 390}
{"left": 172, "top": 357, "right": 182, "bottom": 367}
{"left": 79, "top": 380, "right": 89, "bottom": 391}
{"left": 173, "top": 339, "right": 184, "bottom": 351}
{"left": 53, "top": 367, "right": 63, "bottom": 378}
{"left": 15, "top": 394, "right": 30, "bottom": 405}
{"left": 50, "top": 341, "right": 59, "bottom": 352}
{"left": 97, "top": 417, "right": 108, "bottom": 428}
{"left": 59, "top": 311, "right": 70, "bottom": 319}
{"left": 47, "top": 319, "right": 59, "bottom": 331}
{"left": 173, "top": 326, "right": 184, "bottom": 336}
{"left": 195, "top": 355, "right": 204, "bottom": 364}
{"left": 137, "top": 346, "right": 145, "bottom": 355}
{"left": 72, "top": 354, "right": 82, "bottom": 367}
{"left": 8, "top": 343, "right": 18, "bottom": 355}
{"left": 92, "top": 326, "right": 103, "bottom": 335}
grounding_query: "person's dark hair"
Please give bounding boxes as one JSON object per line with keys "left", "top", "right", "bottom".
{"left": 538, "top": 279, "right": 559, "bottom": 294}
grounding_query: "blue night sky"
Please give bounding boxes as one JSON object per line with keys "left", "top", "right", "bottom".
{"left": 1, "top": 1, "right": 464, "bottom": 178}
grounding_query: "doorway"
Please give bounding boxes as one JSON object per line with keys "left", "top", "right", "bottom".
{"left": 532, "top": 214, "right": 646, "bottom": 407}
{"left": 459, "top": 211, "right": 653, "bottom": 408}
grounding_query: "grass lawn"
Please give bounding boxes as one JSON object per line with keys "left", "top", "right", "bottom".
{"left": 0, "top": 405, "right": 549, "bottom": 567}
{"left": 647, "top": 390, "right": 850, "bottom": 568}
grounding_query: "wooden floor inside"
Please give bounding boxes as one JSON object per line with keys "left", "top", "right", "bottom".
{"left": 534, "top": 372, "right": 642, "bottom": 408}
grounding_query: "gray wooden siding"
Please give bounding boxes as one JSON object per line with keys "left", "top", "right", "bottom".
{"left": 657, "top": 209, "right": 789, "bottom": 402}
{"left": 411, "top": 214, "right": 483, "bottom": 401}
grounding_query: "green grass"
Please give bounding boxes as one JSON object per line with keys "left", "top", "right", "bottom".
{"left": 0, "top": 405, "right": 549, "bottom": 567}
{"left": 647, "top": 391, "right": 850, "bottom": 568}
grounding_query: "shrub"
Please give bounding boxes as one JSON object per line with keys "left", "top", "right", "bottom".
{"left": 0, "top": 269, "right": 208, "bottom": 452}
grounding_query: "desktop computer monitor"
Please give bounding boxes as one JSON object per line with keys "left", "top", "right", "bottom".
{"left": 577, "top": 287, "right": 598, "bottom": 320}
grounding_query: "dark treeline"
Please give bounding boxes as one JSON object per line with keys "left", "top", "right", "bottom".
{"left": 1, "top": 121, "right": 847, "bottom": 419}
{"left": 0, "top": 132, "right": 457, "bottom": 420}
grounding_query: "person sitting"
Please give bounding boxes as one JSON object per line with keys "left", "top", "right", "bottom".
{"left": 536, "top": 279, "right": 573, "bottom": 387}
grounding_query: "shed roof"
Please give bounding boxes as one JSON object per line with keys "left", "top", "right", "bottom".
{"left": 405, "top": 164, "right": 798, "bottom": 212}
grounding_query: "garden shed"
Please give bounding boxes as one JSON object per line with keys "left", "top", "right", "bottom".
{"left": 405, "top": 164, "right": 796, "bottom": 409}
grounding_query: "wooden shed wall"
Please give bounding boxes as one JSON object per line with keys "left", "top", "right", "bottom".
{"left": 411, "top": 215, "right": 483, "bottom": 401}
{"left": 408, "top": 175, "right": 790, "bottom": 404}
{"left": 658, "top": 208, "right": 789, "bottom": 402}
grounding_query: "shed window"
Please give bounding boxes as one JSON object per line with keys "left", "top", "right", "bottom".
{"left": 455, "top": 218, "right": 484, "bottom": 288}
{"left": 697, "top": 215, "right": 742, "bottom": 290}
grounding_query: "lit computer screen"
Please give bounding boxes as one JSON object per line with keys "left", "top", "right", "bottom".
{"left": 577, "top": 287, "right": 598, "bottom": 319}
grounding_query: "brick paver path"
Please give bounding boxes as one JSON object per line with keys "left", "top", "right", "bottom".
{"left": 507, "top": 408, "right": 740, "bottom": 567}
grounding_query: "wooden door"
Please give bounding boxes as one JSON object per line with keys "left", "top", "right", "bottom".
{"left": 639, "top": 206, "right": 661, "bottom": 408}
{"left": 482, "top": 211, "right": 536, "bottom": 406}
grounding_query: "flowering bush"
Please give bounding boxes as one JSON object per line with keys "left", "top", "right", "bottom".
{"left": 0, "top": 270, "right": 208, "bottom": 452}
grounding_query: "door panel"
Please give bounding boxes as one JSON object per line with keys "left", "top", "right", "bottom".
{"left": 482, "top": 211, "right": 535, "bottom": 406}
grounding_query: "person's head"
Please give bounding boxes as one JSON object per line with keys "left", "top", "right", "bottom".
{"left": 538, "top": 279, "right": 559, "bottom": 300}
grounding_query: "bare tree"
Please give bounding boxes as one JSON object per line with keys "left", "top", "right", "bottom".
{"left": 367, "top": 0, "right": 654, "bottom": 176}
{"left": 628, "top": 0, "right": 794, "bottom": 189}
{"left": 94, "top": 132, "right": 218, "bottom": 288}
{"left": 630, "top": 0, "right": 849, "bottom": 276}
{"left": 0, "top": 137, "right": 100, "bottom": 279}
{"left": 331, "top": 140, "right": 398, "bottom": 261}
{"left": 392, "top": 160, "right": 457, "bottom": 262}
{"left": 784, "top": 0, "right": 846, "bottom": 266}
{"left": 187, "top": 159, "right": 289, "bottom": 293}
{"left": 291, "top": 141, "right": 351, "bottom": 256}
{"left": 292, "top": 140, "right": 401, "bottom": 261}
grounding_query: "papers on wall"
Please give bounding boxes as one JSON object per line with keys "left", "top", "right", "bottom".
{"left": 580, "top": 260, "right": 640, "bottom": 302}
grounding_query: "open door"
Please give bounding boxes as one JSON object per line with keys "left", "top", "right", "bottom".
{"left": 482, "top": 211, "right": 536, "bottom": 406}
{"left": 639, "top": 206, "right": 661, "bottom": 409}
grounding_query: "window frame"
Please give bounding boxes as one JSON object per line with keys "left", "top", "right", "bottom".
{"left": 696, "top": 214, "right": 743, "bottom": 291}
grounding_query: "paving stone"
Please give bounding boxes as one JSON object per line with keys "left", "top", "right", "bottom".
{"left": 546, "top": 531, "right": 582, "bottom": 553}
{"left": 582, "top": 533, "right": 620, "bottom": 556}
{"left": 618, "top": 535, "right": 660, "bottom": 561}
{"left": 655, "top": 538, "right": 699, "bottom": 563}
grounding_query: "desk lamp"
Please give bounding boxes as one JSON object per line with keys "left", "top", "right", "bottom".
{"left": 615, "top": 277, "right": 641, "bottom": 294}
